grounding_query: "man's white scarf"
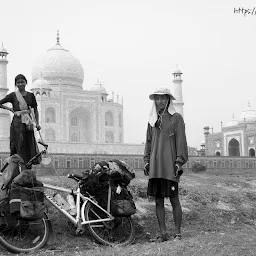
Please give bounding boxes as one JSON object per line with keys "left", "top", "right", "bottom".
{"left": 148, "top": 100, "right": 176, "bottom": 127}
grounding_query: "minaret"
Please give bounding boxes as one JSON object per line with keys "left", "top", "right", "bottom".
{"left": 172, "top": 67, "right": 184, "bottom": 118}
{"left": 203, "top": 124, "right": 210, "bottom": 156}
{"left": 0, "top": 43, "right": 11, "bottom": 140}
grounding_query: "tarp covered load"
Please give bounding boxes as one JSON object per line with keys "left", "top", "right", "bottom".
{"left": 80, "top": 159, "right": 135, "bottom": 197}
{"left": 80, "top": 159, "right": 136, "bottom": 216}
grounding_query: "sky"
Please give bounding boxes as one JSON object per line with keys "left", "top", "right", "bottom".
{"left": 0, "top": 0, "right": 256, "bottom": 148}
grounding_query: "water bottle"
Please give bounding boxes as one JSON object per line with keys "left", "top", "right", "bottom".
{"left": 116, "top": 185, "right": 122, "bottom": 194}
{"left": 54, "top": 193, "right": 70, "bottom": 211}
{"left": 66, "top": 194, "right": 77, "bottom": 216}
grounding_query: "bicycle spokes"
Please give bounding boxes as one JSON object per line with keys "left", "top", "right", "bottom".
{"left": 84, "top": 202, "right": 134, "bottom": 246}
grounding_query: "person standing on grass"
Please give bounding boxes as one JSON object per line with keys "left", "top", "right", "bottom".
{"left": 143, "top": 87, "right": 188, "bottom": 242}
{"left": 0, "top": 74, "right": 41, "bottom": 168}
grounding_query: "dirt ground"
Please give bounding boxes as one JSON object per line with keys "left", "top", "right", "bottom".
{"left": 1, "top": 168, "right": 256, "bottom": 255}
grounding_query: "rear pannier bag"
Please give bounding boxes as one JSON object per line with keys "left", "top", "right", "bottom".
{"left": 111, "top": 187, "right": 136, "bottom": 217}
{"left": 9, "top": 183, "right": 45, "bottom": 220}
{"left": 20, "top": 201, "right": 45, "bottom": 220}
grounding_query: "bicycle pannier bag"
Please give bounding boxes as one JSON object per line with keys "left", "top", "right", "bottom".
{"left": 9, "top": 184, "right": 45, "bottom": 220}
{"left": 12, "top": 169, "right": 37, "bottom": 187}
{"left": 20, "top": 201, "right": 45, "bottom": 220}
{"left": 0, "top": 197, "right": 17, "bottom": 228}
{"left": 2, "top": 154, "right": 23, "bottom": 190}
{"left": 111, "top": 187, "right": 136, "bottom": 217}
{"left": 111, "top": 199, "right": 136, "bottom": 216}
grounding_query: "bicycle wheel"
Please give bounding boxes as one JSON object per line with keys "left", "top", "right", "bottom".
{"left": 84, "top": 202, "right": 134, "bottom": 246}
{"left": 0, "top": 212, "right": 50, "bottom": 253}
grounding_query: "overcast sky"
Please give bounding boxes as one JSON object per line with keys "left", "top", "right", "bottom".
{"left": 1, "top": 0, "right": 255, "bottom": 148}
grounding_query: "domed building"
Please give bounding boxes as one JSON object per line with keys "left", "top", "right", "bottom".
{"left": 0, "top": 34, "right": 130, "bottom": 154}
{"left": 203, "top": 102, "right": 256, "bottom": 157}
{"left": 31, "top": 34, "right": 124, "bottom": 150}
{"left": 0, "top": 33, "right": 185, "bottom": 156}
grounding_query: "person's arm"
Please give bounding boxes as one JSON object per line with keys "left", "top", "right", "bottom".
{"left": 143, "top": 123, "right": 152, "bottom": 175}
{"left": 31, "top": 93, "right": 41, "bottom": 130}
{"left": 33, "top": 107, "right": 39, "bottom": 124}
{"left": 0, "top": 94, "right": 14, "bottom": 113}
{"left": 34, "top": 108, "right": 41, "bottom": 130}
{"left": 174, "top": 114, "right": 188, "bottom": 167}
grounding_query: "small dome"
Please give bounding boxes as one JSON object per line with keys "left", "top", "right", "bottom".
{"left": 239, "top": 103, "right": 256, "bottom": 122}
{"left": 224, "top": 113, "right": 238, "bottom": 127}
{"left": 32, "top": 77, "right": 50, "bottom": 90}
{"left": 0, "top": 43, "right": 8, "bottom": 54}
{"left": 224, "top": 119, "right": 238, "bottom": 127}
{"left": 172, "top": 68, "right": 182, "bottom": 74}
{"left": 90, "top": 80, "right": 107, "bottom": 94}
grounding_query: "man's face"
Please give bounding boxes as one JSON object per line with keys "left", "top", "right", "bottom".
{"left": 155, "top": 94, "right": 169, "bottom": 111}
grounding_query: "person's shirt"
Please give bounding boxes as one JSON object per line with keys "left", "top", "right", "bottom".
{"left": 143, "top": 112, "right": 188, "bottom": 181}
{"left": 0, "top": 91, "right": 38, "bottom": 111}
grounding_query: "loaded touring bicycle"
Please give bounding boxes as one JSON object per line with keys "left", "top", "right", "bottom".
{"left": 0, "top": 141, "right": 136, "bottom": 253}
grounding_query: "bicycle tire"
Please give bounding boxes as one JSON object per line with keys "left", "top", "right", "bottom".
{"left": 0, "top": 211, "right": 50, "bottom": 253}
{"left": 84, "top": 202, "right": 134, "bottom": 246}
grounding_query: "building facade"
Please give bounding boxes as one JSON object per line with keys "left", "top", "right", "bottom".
{"left": 204, "top": 103, "right": 256, "bottom": 157}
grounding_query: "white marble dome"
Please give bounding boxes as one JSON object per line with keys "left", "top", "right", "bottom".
{"left": 32, "top": 41, "right": 84, "bottom": 89}
{"left": 239, "top": 104, "right": 256, "bottom": 122}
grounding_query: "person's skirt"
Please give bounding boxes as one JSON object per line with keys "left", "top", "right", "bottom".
{"left": 10, "top": 117, "right": 39, "bottom": 165}
{"left": 147, "top": 178, "right": 178, "bottom": 198}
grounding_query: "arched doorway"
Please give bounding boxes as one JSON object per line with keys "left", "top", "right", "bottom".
{"left": 228, "top": 138, "right": 240, "bottom": 156}
{"left": 105, "top": 130, "right": 114, "bottom": 143}
{"left": 249, "top": 148, "right": 255, "bottom": 157}
{"left": 45, "top": 107, "right": 56, "bottom": 123}
{"left": 69, "top": 107, "right": 92, "bottom": 143}
{"left": 105, "top": 111, "right": 114, "bottom": 126}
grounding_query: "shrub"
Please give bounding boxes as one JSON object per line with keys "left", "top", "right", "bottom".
{"left": 191, "top": 162, "right": 207, "bottom": 173}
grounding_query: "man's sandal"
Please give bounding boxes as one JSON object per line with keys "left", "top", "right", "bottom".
{"left": 173, "top": 234, "right": 182, "bottom": 241}
{"left": 150, "top": 233, "right": 168, "bottom": 242}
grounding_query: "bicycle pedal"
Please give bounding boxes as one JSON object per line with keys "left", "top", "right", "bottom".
{"left": 75, "top": 226, "right": 86, "bottom": 235}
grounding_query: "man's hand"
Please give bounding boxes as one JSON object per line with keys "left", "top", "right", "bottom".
{"left": 174, "top": 164, "right": 183, "bottom": 178}
{"left": 144, "top": 163, "right": 150, "bottom": 176}
{"left": 36, "top": 124, "right": 41, "bottom": 131}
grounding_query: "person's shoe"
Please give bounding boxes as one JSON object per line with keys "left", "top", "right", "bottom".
{"left": 173, "top": 234, "right": 182, "bottom": 241}
{"left": 150, "top": 233, "right": 168, "bottom": 242}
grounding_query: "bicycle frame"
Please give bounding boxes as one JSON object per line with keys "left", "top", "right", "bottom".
{"left": 43, "top": 183, "right": 114, "bottom": 227}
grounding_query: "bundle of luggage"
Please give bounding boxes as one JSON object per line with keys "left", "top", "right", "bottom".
{"left": 80, "top": 159, "right": 136, "bottom": 216}
{"left": 0, "top": 154, "right": 45, "bottom": 221}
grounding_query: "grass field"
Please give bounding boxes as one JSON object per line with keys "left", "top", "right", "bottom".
{"left": 1, "top": 168, "right": 256, "bottom": 255}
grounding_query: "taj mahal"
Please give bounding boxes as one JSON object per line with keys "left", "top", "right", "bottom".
{"left": 0, "top": 32, "right": 185, "bottom": 156}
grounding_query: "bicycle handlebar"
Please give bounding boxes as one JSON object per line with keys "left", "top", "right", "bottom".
{"left": 25, "top": 149, "right": 48, "bottom": 168}
{"left": 67, "top": 173, "right": 85, "bottom": 182}
{"left": 38, "top": 140, "right": 48, "bottom": 150}
{"left": 0, "top": 162, "right": 9, "bottom": 174}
